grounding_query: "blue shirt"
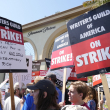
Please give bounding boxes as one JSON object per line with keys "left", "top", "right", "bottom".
{"left": 0, "top": 104, "right": 2, "bottom": 110}
{"left": 87, "top": 100, "right": 96, "bottom": 110}
{"left": 22, "top": 93, "right": 36, "bottom": 110}
{"left": 56, "top": 86, "right": 62, "bottom": 103}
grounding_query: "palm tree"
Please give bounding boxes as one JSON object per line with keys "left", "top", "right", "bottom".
{"left": 83, "top": 0, "right": 110, "bottom": 9}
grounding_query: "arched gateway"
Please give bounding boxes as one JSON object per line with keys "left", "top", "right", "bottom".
{"left": 22, "top": 5, "right": 90, "bottom": 70}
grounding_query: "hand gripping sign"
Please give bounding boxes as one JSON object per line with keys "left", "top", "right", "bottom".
{"left": 67, "top": 3, "right": 110, "bottom": 78}
{"left": 50, "top": 32, "right": 74, "bottom": 70}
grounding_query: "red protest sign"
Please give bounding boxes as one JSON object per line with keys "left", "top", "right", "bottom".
{"left": 93, "top": 74, "right": 102, "bottom": 87}
{"left": 0, "top": 17, "right": 27, "bottom": 73}
{"left": 68, "top": 67, "right": 87, "bottom": 82}
{"left": 50, "top": 32, "right": 74, "bottom": 70}
{"left": 67, "top": 3, "right": 110, "bottom": 78}
{"left": 31, "top": 71, "right": 40, "bottom": 82}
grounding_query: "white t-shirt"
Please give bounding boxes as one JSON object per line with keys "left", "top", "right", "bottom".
{"left": 4, "top": 95, "right": 21, "bottom": 110}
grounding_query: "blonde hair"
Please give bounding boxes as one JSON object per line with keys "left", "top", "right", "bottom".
{"left": 27, "top": 76, "right": 44, "bottom": 87}
{"left": 34, "top": 76, "right": 44, "bottom": 84}
{"left": 0, "top": 91, "right": 3, "bottom": 109}
{"left": 70, "top": 81, "right": 88, "bottom": 100}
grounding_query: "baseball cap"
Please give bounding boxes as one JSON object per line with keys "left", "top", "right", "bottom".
{"left": 44, "top": 72, "right": 56, "bottom": 79}
{"left": 14, "top": 82, "right": 20, "bottom": 90}
{"left": 27, "top": 79, "right": 56, "bottom": 95}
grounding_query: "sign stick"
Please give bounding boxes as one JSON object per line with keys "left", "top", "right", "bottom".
{"left": 9, "top": 73, "right": 15, "bottom": 110}
{"left": 98, "top": 87, "right": 100, "bottom": 108}
{"left": 62, "top": 68, "right": 67, "bottom": 102}
{"left": 100, "top": 73, "right": 110, "bottom": 110}
{"left": 100, "top": 92, "right": 103, "bottom": 110}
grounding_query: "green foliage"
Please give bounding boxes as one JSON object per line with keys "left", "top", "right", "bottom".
{"left": 88, "top": 76, "right": 92, "bottom": 83}
{"left": 83, "top": 0, "right": 110, "bottom": 9}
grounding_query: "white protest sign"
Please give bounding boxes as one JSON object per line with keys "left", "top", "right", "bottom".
{"left": 13, "top": 56, "right": 32, "bottom": 88}
{"left": 0, "top": 17, "right": 27, "bottom": 73}
{"left": 48, "top": 68, "right": 72, "bottom": 86}
{"left": 106, "top": 73, "right": 110, "bottom": 88}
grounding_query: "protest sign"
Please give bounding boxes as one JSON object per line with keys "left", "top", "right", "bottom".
{"left": 67, "top": 4, "right": 110, "bottom": 108}
{"left": 48, "top": 68, "right": 72, "bottom": 87}
{"left": 39, "top": 70, "right": 47, "bottom": 76}
{"left": 45, "top": 58, "right": 51, "bottom": 69}
{"left": 32, "top": 61, "right": 41, "bottom": 71}
{"left": 0, "top": 17, "right": 27, "bottom": 72}
{"left": 50, "top": 32, "right": 74, "bottom": 70}
{"left": 93, "top": 74, "right": 102, "bottom": 87}
{"left": 68, "top": 67, "right": 87, "bottom": 82}
{"left": 31, "top": 71, "right": 39, "bottom": 82}
{"left": 0, "top": 16, "right": 28, "bottom": 110}
{"left": 67, "top": 3, "right": 110, "bottom": 78}
{"left": 13, "top": 56, "right": 32, "bottom": 88}
{"left": 93, "top": 73, "right": 110, "bottom": 88}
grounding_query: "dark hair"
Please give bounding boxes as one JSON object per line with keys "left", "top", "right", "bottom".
{"left": 14, "top": 88, "right": 20, "bottom": 94}
{"left": 84, "top": 86, "right": 98, "bottom": 110}
{"left": 36, "top": 89, "right": 60, "bottom": 110}
{"left": 45, "top": 77, "right": 56, "bottom": 84}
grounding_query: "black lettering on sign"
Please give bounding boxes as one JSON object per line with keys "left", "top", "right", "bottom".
{"left": 2, "top": 62, "right": 12, "bottom": 66}
{"left": 0, "top": 51, "right": 6, "bottom": 54}
{"left": 5, "top": 41, "right": 16, "bottom": 45}
{"left": 56, "top": 79, "right": 63, "bottom": 87}
{"left": 16, "top": 53, "right": 23, "bottom": 57}
{"left": 13, "top": 75, "right": 20, "bottom": 82}
{"left": 9, "top": 52, "right": 15, "bottom": 56}
{"left": 21, "top": 74, "right": 30, "bottom": 81}
{"left": 10, "top": 46, "right": 16, "bottom": 50}
{"left": 0, "top": 45, "right": 8, "bottom": 49}
{"left": 26, "top": 58, "right": 29, "bottom": 67}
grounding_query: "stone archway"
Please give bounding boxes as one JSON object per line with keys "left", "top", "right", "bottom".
{"left": 23, "top": 37, "right": 38, "bottom": 60}
{"left": 42, "top": 24, "right": 67, "bottom": 59}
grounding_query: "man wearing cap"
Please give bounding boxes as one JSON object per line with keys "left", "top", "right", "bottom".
{"left": 4, "top": 82, "right": 21, "bottom": 110}
{"left": 45, "top": 72, "right": 62, "bottom": 103}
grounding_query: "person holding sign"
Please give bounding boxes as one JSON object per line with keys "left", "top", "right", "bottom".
{"left": 4, "top": 82, "right": 21, "bottom": 110}
{"left": 27, "top": 79, "right": 60, "bottom": 110}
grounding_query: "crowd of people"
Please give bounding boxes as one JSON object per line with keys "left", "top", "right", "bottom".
{"left": 0, "top": 73, "right": 107, "bottom": 110}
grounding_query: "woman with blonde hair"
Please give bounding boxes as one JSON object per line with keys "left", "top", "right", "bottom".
{"left": 0, "top": 91, "right": 3, "bottom": 110}
{"left": 84, "top": 86, "right": 98, "bottom": 110}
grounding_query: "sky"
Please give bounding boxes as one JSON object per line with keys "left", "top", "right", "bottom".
{"left": 0, "top": 0, "right": 86, "bottom": 25}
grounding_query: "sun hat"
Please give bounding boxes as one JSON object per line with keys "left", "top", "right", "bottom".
{"left": 14, "top": 82, "right": 20, "bottom": 90}
{"left": 27, "top": 79, "right": 56, "bottom": 95}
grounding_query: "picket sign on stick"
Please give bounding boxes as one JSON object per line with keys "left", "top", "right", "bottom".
{"left": 9, "top": 73, "right": 15, "bottom": 110}
{"left": 98, "top": 87, "right": 100, "bottom": 108}
{"left": 101, "top": 92, "right": 103, "bottom": 110}
{"left": 62, "top": 68, "right": 67, "bottom": 102}
{"left": 100, "top": 73, "right": 110, "bottom": 110}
